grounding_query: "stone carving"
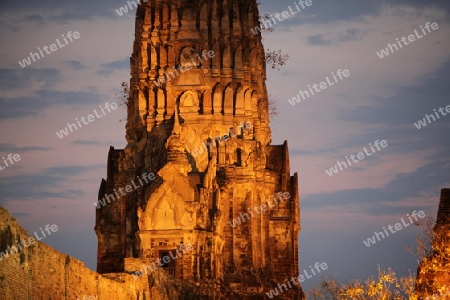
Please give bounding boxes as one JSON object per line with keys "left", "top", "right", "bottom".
{"left": 180, "top": 47, "right": 199, "bottom": 68}
{"left": 124, "top": 124, "right": 147, "bottom": 168}
{"left": 203, "top": 151, "right": 216, "bottom": 191}
{"left": 275, "top": 225, "right": 291, "bottom": 253}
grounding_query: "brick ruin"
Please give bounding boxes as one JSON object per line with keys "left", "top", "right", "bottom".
{"left": 0, "top": 205, "right": 217, "bottom": 299}
{"left": 416, "top": 188, "right": 450, "bottom": 297}
{"left": 94, "top": 0, "right": 304, "bottom": 298}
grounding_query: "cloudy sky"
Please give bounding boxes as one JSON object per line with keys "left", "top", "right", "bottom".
{"left": 0, "top": 0, "right": 449, "bottom": 293}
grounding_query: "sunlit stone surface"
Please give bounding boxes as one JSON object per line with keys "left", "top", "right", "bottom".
{"left": 95, "top": 0, "right": 304, "bottom": 299}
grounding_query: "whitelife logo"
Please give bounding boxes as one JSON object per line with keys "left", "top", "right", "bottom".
{"left": 325, "top": 140, "right": 388, "bottom": 176}
{"left": 287, "top": 69, "right": 350, "bottom": 106}
{"left": 250, "top": 0, "right": 313, "bottom": 35}
{"left": 0, "top": 224, "right": 58, "bottom": 261}
{"left": 94, "top": 172, "right": 156, "bottom": 209}
{"left": 363, "top": 211, "right": 425, "bottom": 247}
{"left": 376, "top": 22, "right": 439, "bottom": 59}
{"left": 266, "top": 262, "right": 328, "bottom": 298}
{"left": 131, "top": 243, "right": 193, "bottom": 279}
{"left": 414, "top": 105, "right": 450, "bottom": 129}
{"left": 115, "top": 0, "right": 149, "bottom": 16}
{"left": 56, "top": 102, "right": 118, "bottom": 139}
{"left": 18, "top": 31, "right": 81, "bottom": 68}
{"left": 0, "top": 153, "right": 21, "bottom": 171}
{"left": 228, "top": 192, "right": 291, "bottom": 228}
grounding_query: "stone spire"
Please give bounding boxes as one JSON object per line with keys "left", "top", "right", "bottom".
{"left": 96, "top": 1, "right": 304, "bottom": 298}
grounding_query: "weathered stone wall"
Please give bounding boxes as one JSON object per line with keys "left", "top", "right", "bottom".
{"left": 1, "top": 205, "right": 221, "bottom": 300}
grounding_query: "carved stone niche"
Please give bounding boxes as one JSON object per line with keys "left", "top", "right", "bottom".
{"left": 137, "top": 182, "right": 195, "bottom": 232}
{"left": 174, "top": 47, "right": 205, "bottom": 86}
{"left": 177, "top": 7, "right": 202, "bottom": 41}
{"left": 179, "top": 91, "right": 200, "bottom": 115}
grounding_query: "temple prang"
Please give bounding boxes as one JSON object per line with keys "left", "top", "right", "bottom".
{"left": 95, "top": 0, "right": 304, "bottom": 298}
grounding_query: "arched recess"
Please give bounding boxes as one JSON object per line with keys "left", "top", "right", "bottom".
{"left": 148, "top": 88, "right": 156, "bottom": 118}
{"left": 235, "top": 85, "right": 245, "bottom": 116}
{"left": 251, "top": 90, "right": 258, "bottom": 115}
{"left": 138, "top": 182, "right": 194, "bottom": 232}
{"left": 234, "top": 44, "right": 243, "bottom": 70}
{"left": 244, "top": 89, "right": 252, "bottom": 117}
{"left": 202, "top": 90, "right": 212, "bottom": 115}
{"left": 150, "top": 44, "right": 157, "bottom": 69}
{"left": 212, "top": 40, "right": 221, "bottom": 70}
{"left": 223, "top": 43, "right": 232, "bottom": 69}
{"left": 242, "top": 45, "right": 250, "bottom": 63}
{"left": 179, "top": 90, "right": 199, "bottom": 115}
{"left": 212, "top": 83, "right": 223, "bottom": 114}
{"left": 223, "top": 85, "right": 234, "bottom": 116}
{"left": 159, "top": 43, "right": 168, "bottom": 69}
{"left": 156, "top": 88, "right": 165, "bottom": 122}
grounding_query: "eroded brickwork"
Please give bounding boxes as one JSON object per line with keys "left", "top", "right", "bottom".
{"left": 0, "top": 205, "right": 224, "bottom": 299}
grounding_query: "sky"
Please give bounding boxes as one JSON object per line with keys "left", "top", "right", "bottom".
{"left": 0, "top": 0, "right": 449, "bottom": 294}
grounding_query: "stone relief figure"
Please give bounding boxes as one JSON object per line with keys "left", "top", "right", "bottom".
{"left": 180, "top": 122, "right": 209, "bottom": 172}
{"left": 244, "top": 150, "right": 254, "bottom": 169}
{"left": 180, "top": 47, "right": 199, "bottom": 68}
{"left": 225, "top": 138, "right": 238, "bottom": 165}
{"left": 203, "top": 151, "right": 217, "bottom": 191}
{"left": 181, "top": 202, "right": 194, "bottom": 227}
{"left": 196, "top": 203, "right": 208, "bottom": 229}
{"left": 274, "top": 225, "right": 291, "bottom": 256}
{"left": 125, "top": 125, "right": 147, "bottom": 168}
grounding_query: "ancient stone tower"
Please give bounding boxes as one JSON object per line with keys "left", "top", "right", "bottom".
{"left": 95, "top": 0, "right": 303, "bottom": 298}
{"left": 416, "top": 188, "right": 450, "bottom": 297}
